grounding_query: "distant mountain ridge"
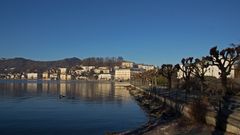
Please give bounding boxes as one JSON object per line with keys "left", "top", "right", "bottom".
{"left": 0, "top": 57, "right": 123, "bottom": 73}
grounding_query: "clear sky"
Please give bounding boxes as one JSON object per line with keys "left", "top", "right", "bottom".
{"left": 0, "top": 0, "right": 240, "bottom": 66}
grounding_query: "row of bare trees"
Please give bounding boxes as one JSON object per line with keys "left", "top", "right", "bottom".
{"left": 157, "top": 44, "right": 240, "bottom": 97}
{"left": 132, "top": 44, "right": 239, "bottom": 97}
{"left": 131, "top": 44, "right": 239, "bottom": 132}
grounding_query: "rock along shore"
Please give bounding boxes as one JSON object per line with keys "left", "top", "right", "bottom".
{"left": 107, "top": 86, "right": 180, "bottom": 135}
{"left": 107, "top": 85, "right": 234, "bottom": 135}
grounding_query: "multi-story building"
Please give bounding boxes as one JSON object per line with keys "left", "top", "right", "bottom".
{"left": 98, "top": 74, "right": 112, "bottom": 80}
{"left": 27, "top": 73, "right": 38, "bottom": 80}
{"left": 42, "top": 72, "right": 49, "bottom": 80}
{"left": 59, "top": 68, "right": 67, "bottom": 74}
{"left": 81, "top": 66, "right": 95, "bottom": 72}
{"left": 115, "top": 69, "right": 131, "bottom": 81}
{"left": 121, "top": 61, "right": 134, "bottom": 68}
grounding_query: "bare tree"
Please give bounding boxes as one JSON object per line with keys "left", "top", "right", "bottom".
{"left": 207, "top": 45, "right": 240, "bottom": 95}
{"left": 175, "top": 57, "right": 195, "bottom": 100}
{"left": 192, "top": 57, "right": 210, "bottom": 93}
{"left": 159, "top": 64, "right": 179, "bottom": 90}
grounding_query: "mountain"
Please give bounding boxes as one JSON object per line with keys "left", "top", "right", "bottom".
{"left": 0, "top": 57, "right": 82, "bottom": 73}
{"left": 0, "top": 57, "right": 124, "bottom": 73}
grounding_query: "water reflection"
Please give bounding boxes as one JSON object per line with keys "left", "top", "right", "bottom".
{"left": 0, "top": 80, "right": 132, "bottom": 103}
{"left": 0, "top": 80, "right": 147, "bottom": 135}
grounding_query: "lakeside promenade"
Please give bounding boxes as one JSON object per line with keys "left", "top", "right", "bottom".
{"left": 128, "top": 82, "right": 240, "bottom": 135}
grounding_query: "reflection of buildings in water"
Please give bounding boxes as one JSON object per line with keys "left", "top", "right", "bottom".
{"left": 114, "top": 86, "right": 131, "bottom": 102}
{"left": 95, "top": 82, "right": 112, "bottom": 96}
{"left": 9, "top": 83, "right": 14, "bottom": 91}
{"left": 65, "top": 82, "right": 114, "bottom": 101}
{"left": 60, "top": 83, "right": 66, "bottom": 96}
{"left": 42, "top": 82, "right": 49, "bottom": 93}
{"left": 48, "top": 82, "right": 59, "bottom": 94}
{"left": 66, "top": 82, "right": 77, "bottom": 97}
{"left": 27, "top": 82, "right": 37, "bottom": 92}
{"left": 0, "top": 81, "right": 131, "bottom": 103}
{"left": 61, "top": 82, "right": 131, "bottom": 103}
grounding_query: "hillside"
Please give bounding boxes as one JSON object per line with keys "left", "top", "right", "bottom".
{"left": 0, "top": 57, "right": 123, "bottom": 73}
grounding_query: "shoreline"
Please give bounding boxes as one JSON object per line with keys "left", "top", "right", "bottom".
{"left": 109, "top": 86, "right": 180, "bottom": 135}
{"left": 112, "top": 85, "right": 231, "bottom": 135}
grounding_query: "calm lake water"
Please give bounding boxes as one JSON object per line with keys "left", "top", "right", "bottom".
{"left": 0, "top": 80, "right": 147, "bottom": 135}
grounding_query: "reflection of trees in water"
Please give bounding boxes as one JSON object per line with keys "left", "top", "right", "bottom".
{"left": 0, "top": 81, "right": 131, "bottom": 103}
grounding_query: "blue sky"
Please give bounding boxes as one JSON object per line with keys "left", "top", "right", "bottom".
{"left": 0, "top": 0, "right": 240, "bottom": 66}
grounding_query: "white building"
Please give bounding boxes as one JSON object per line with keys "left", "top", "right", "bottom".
{"left": 138, "top": 64, "right": 155, "bottom": 71}
{"left": 42, "top": 72, "right": 49, "bottom": 80}
{"left": 102, "top": 69, "right": 110, "bottom": 74}
{"left": 77, "top": 76, "right": 88, "bottom": 80}
{"left": 75, "top": 69, "right": 84, "bottom": 75}
{"left": 94, "top": 67, "right": 110, "bottom": 74}
{"left": 66, "top": 75, "right": 72, "bottom": 80}
{"left": 98, "top": 67, "right": 107, "bottom": 69}
{"left": 59, "top": 68, "right": 67, "bottom": 74}
{"left": 177, "top": 65, "right": 235, "bottom": 79}
{"left": 98, "top": 74, "right": 112, "bottom": 80}
{"left": 27, "top": 73, "right": 38, "bottom": 80}
{"left": 121, "top": 61, "right": 134, "bottom": 68}
{"left": 94, "top": 69, "right": 101, "bottom": 74}
{"left": 115, "top": 69, "right": 131, "bottom": 81}
{"left": 81, "top": 66, "right": 95, "bottom": 72}
{"left": 205, "top": 65, "right": 235, "bottom": 78}
{"left": 50, "top": 73, "right": 58, "bottom": 80}
{"left": 60, "top": 74, "right": 72, "bottom": 80}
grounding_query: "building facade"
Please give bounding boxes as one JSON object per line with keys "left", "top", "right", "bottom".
{"left": 98, "top": 74, "right": 112, "bottom": 80}
{"left": 137, "top": 64, "right": 155, "bottom": 71}
{"left": 177, "top": 65, "right": 235, "bottom": 79}
{"left": 121, "top": 61, "right": 134, "bottom": 68}
{"left": 27, "top": 73, "right": 38, "bottom": 80}
{"left": 115, "top": 69, "right": 131, "bottom": 81}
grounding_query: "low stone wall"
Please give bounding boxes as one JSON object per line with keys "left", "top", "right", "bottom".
{"left": 131, "top": 85, "right": 240, "bottom": 135}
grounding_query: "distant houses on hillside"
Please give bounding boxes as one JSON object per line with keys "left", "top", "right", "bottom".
{"left": 0, "top": 61, "right": 156, "bottom": 81}
{"left": 1, "top": 59, "right": 239, "bottom": 81}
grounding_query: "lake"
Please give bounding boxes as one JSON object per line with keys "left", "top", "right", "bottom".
{"left": 0, "top": 80, "right": 147, "bottom": 135}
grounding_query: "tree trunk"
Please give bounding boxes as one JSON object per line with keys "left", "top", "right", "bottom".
{"left": 221, "top": 76, "right": 228, "bottom": 95}
{"left": 168, "top": 77, "right": 172, "bottom": 98}
{"left": 168, "top": 77, "right": 172, "bottom": 90}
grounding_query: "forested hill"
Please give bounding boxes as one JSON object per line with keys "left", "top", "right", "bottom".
{"left": 0, "top": 57, "right": 124, "bottom": 73}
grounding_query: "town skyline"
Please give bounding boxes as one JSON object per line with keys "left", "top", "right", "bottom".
{"left": 1, "top": 0, "right": 240, "bottom": 65}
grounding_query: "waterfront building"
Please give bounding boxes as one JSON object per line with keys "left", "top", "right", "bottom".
{"left": 60, "top": 74, "right": 67, "bottom": 80}
{"left": 49, "top": 73, "right": 58, "bottom": 80}
{"left": 42, "top": 72, "right": 49, "bottom": 80}
{"left": 66, "top": 75, "right": 72, "bottom": 80}
{"left": 27, "top": 73, "right": 38, "bottom": 80}
{"left": 115, "top": 69, "right": 131, "bottom": 81}
{"left": 76, "top": 76, "right": 88, "bottom": 80}
{"left": 98, "top": 74, "right": 112, "bottom": 80}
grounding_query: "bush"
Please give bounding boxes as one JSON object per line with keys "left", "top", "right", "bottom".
{"left": 189, "top": 98, "right": 208, "bottom": 123}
